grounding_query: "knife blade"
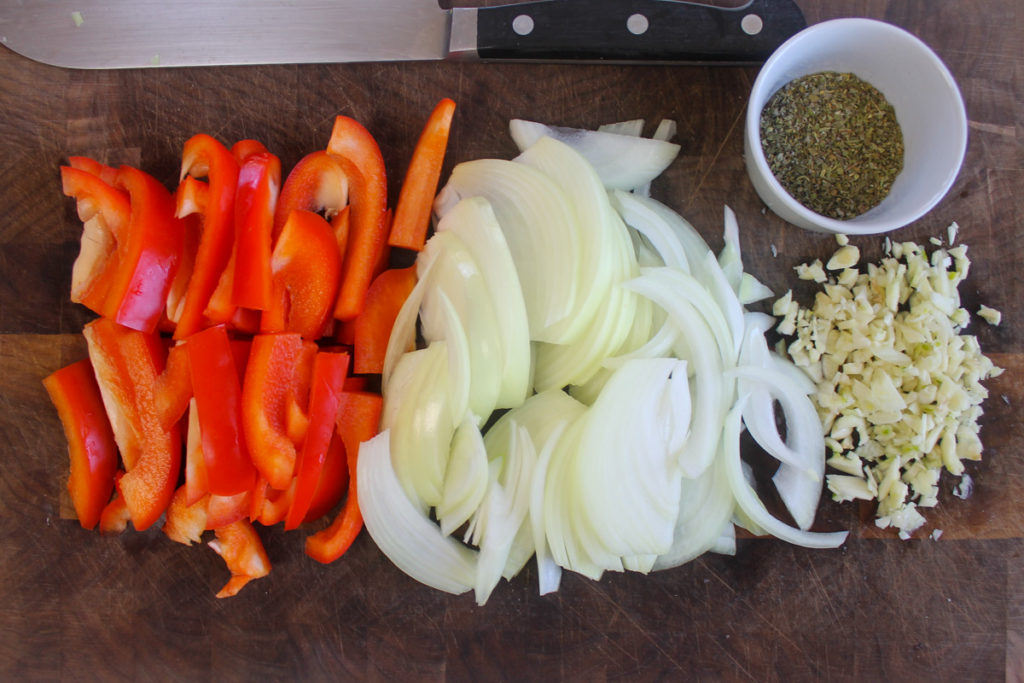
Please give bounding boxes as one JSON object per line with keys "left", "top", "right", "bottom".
{"left": 0, "top": 0, "right": 805, "bottom": 70}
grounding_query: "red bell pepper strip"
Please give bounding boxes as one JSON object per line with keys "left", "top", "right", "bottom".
{"left": 353, "top": 265, "right": 418, "bottom": 374}
{"left": 242, "top": 333, "right": 316, "bottom": 490}
{"left": 232, "top": 150, "right": 280, "bottom": 311}
{"left": 99, "top": 482, "right": 131, "bottom": 535}
{"left": 68, "top": 156, "right": 120, "bottom": 185}
{"left": 187, "top": 324, "right": 257, "bottom": 496}
{"left": 260, "top": 209, "right": 342, "bottom": 340}
{"left": 209, "top": 519, "right": 271, "bottom": 598}
{"left": 155, "top": 342, "right": 192, "bottom": 431}
{"left": 60, "top": 166, "right": 131, "bottom": 315}
{"left": 303, "top": 433, "right": 348, "bottom": 524}
{"left": 83, "top": 318, "right": 181, "bottom": 531}
{"left": 184, "top": 398, "right": 210, "bottom": 505}
{"left": 305, "top": 390, "right": 383, "bottom": 564}
{"left": 284, "top": 351, "right": 350, "bottom": 530}
{"left": 174, "top": 134, "right": 240, "bottom": 338}
{"left": 42, "top": 358, "right": 119, "bottom": 530}
{"left": 254, "top": 480, "right": 294, "bottom": 526}
{"left": 326, "top": 117, "right": 389, "bottom": 321}
{"left": 273, "top": 150, "right": 350, "bottom": 238}
{"left": 388, "top": 98, "right": 456, "bottom": 251}
{"left": 102, "top": 165, "right": 186, "bottom": 334}
{"left": 231, "top": 139, "right": 268, "bottom": 165}
{"left": 163, "top": 485, "right": 208, "bottom": 545}
{"left": 207, "top": 490, "right": 253, "bottom": 530}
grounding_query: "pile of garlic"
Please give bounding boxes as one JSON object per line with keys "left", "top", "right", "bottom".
{"left": 773, "top": 226, "right": 1003, "bottom": 538}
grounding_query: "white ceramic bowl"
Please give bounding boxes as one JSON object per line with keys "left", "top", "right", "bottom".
{"left": 744, "top": 18, "right": 967, "bottom": 235}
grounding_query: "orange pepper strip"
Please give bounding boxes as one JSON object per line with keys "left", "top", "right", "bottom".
{"left": 352, "top": 265, "right": 418, "bottom": 374}
{"left": 388, "top": 98, "right": 456, "bottom": 251}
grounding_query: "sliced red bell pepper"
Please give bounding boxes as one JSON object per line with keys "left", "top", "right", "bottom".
{"left": 207, "top": 490, "right": 252, "bottom": 530}
{"left": 60, "top": 166, "right": 131, "bottom": 315}
{"left": 105, "top": 165, "right": 186, "bottom": 333}
{"left": 99, "top": 481, "right": 131, "bottom": 535}
{"left": 187, "top": 324, "right": 257, "bottom": 496}
{"left": 232, "top": 150, "right": 280, "bottom": 311}
{"left": 43, "top": 358, "right": 119, "bottom": 530}
{"left": 231, "top": 139, "right": 269, "bottom": 165}
{"left": 353, "top": 265, "right": 418, "bottom": 374}
{"left": 388, "top": 98, "right": 456, "bottom": 251}
{"left": 184, "top": 398, "right": 210, "bottom": 505}
{"left": 209, "top": 519, "right": 271, "bottom": 598}
{"left": 254, "top": 479, "right": 294, "bottom": 526}
{"left": 326, "top": 117, "right": 389, "bottom": 321}
{"left": 273, "top": 150, "right": 350, "bottom": 238}
{"left": 303, "top": 433, "right": 348, "bottom": 524}
{"left": 83, "top": 318, "right": 181, "bottom": 531}
{"left": 163, "top": 485, "right": 208, "bottom": 545}
{"left": 284, "top": 351, "right": 349, "bottom": 530}
{"left": 155, "top": 342, "right": 192, "bottom": 430}
{"left": 260, "top": 209, "right": 342, "bottom": 340}
{"left": 174, "top": 134, "right": 240, "bottom": 338}
{"left": 68, "top": 156, "right": 120, "bottom": 185}
{"left": 242, "top": 333, "right": 316, "bottom": 490}
{"left": 305, "top": 390, "right": 383, "bottom": 564}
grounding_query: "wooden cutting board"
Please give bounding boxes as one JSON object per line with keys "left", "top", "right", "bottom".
{"left": 0, "top": 1, "right": 1020, "bottom": 680}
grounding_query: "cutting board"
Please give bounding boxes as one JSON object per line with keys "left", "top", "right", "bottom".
{"left": 0, "top": 2, "right": 1021, "bottom": 680}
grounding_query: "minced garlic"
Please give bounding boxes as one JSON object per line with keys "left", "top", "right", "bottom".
{"left": 774, "top": 227, "right": 1003, "bottom": 538}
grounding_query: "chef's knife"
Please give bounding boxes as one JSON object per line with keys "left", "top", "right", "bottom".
{"left": 0, "top": 0, "right": 805, "bottom": 69}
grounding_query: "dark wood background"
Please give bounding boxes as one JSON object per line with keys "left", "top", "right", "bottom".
{"left": 1, "top": 1, "right": 1020, "bottom": 680}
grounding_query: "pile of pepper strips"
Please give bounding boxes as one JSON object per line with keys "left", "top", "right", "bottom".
{"left": 43, "top": 99, "right": 455, "bottom": 597}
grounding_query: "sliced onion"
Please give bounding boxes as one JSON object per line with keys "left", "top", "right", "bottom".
{"left": 722, "top": 402, "right": 847, "bottom": 549}
{"left": 382, "top": 342, "right": 455, "bottom": 510}
{"left": 382, "top": 257, "right": 434, "bottom": 390}
{"left": 508, "top": 119, "right": 680, "bottom": 191}
{"left": 574, "top": 358, "right": 688, "bottom": 569}
{"left": 653, "top": 455, "right": 734, "bottom": 571}
{"left": 612, "top": 190, "right": 691, "bottom": 272}
{"left": 442, "top": 158, "right": 582, "bottom": 343}
{"left": 358, "top": 430, "right": 478, "bottom": 595}
{"left": 437, "top": 416, "right": 489, "bottom": 537}
{"left": 435, "top": 196, "right": 532, "bottom": 409}
{"left": 419, "top": 231, "right": 503, "bottom": 423}
{"left": 529, "top": 421, "right": 568, "bottom": 595}
{"left": 515, "top": 136, "right": 621, "bottom": 347}
{"left": 475, "top": 423, "right": 536, "bottom": 605}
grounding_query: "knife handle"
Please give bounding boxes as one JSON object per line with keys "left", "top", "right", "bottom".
{"left": 464, "top": 0, "right": 806, "bottom": 64}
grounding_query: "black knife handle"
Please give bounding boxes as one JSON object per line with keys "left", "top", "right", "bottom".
{"left": 473, "top": 0, "right": 806, "bottom": 64}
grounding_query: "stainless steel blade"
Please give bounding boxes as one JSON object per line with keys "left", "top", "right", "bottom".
{"left": 0, "top": 0, "right": 455, "bottom": 69}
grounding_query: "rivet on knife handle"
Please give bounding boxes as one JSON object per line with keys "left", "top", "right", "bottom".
{"left": 454, "top": 0, "right": 807, "bottom": 64}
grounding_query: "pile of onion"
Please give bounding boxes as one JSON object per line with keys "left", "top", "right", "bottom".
{"left": 359, "top": 119, "right": 848, "bottom": 604}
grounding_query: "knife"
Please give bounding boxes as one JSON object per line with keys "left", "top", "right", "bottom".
{"left": 0, "top": 0, "right": 805, "bottom": 70}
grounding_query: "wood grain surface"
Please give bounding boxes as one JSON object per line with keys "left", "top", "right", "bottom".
{"left": 0, "top": 1, "right": 1021, "bottom": 680}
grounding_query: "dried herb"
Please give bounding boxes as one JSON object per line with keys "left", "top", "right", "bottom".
{"left": 759, "top": 71, "right": 904, "bottom": 220}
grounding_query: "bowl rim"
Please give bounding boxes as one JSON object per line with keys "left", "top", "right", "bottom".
{"left": 745, "top": 17, "right": 968, "bottom": 235}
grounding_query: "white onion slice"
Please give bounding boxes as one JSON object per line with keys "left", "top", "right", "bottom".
{"left": 358, "top": 430, "right": 478, "bottom": 595}
{"left": 437, "top": 416, "right": 489, "bottom": 537}
{"left": 612, "top": 190, "right": 691, "bottom": 272}
{"left": 722, "top": 403, "right": 847, "bottom": 549}
{"left": 653, "top": 455, "right": 734, "bottom": 571}
{"left": 442, "top": 158, "right": 582, "bottom": 343}
{"left": 419, "top": 231, "right": 503, "bottom": 423}
{"left": 508, "top": 119, "right": 680, "bottom": 191}
{"left": 435, "top": 196, "right": 532, "bottom": 408}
